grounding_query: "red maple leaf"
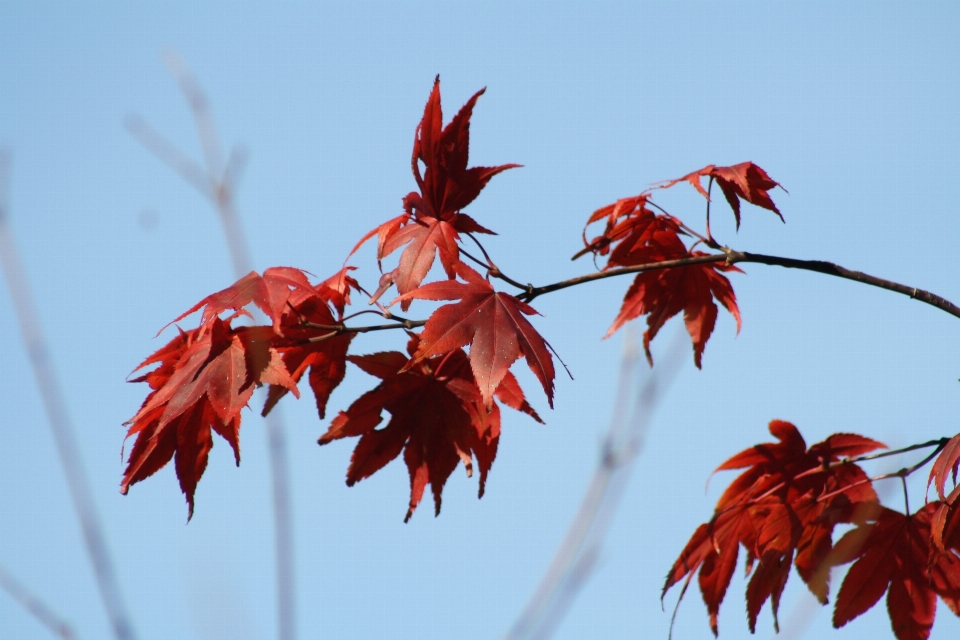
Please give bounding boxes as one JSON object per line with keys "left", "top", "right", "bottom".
{"left": 606, "top": 249, "right": 743, "bottom": 369}
{"left": 576, "top": 201, "right": 743, "bottom": 369}
{"left": 929, "top": 434, "right": 960, "bottom": 502}
{"left": 660, "top": 162, "right": 784, "bottom": 229}
{"left": 122, "top": 318, "right": 299, "bottom": 518}
{"left": 261, "top": 269, "right": 359, "bottom": 418}
{"left": 164, "top": 266, "right": 316, "bottom": 335}
{"left": 393, "top": 262, "right": 556, "bottom": 408}
{"left": 832, "top": 504, "right": 960, "bottom": 640}
{"left": 314, "top": 265, "right": 362, "bottom": 319}
{"left": 318, "top": 336, "right": 540, "bottom": 521}
{"left": 353, "top": 77, "right": 519, "bottom": 308}
{"left": 576, "top": 194, "right": 659, "bottom": 260}
{"left": 664, "top": 421, "right": 884, "bottom": 635}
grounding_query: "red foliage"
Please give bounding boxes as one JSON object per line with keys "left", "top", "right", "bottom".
{"left": 394, "top": 262, "right": 556, "bottom": 408}
{"left": 582, "top": 193, "right": 743, "bottom": 367}
{"left": 120, "top": 76, "right": 960, "bottom": 639}
{"left": 832, "top": 504, "right": 960, "bottom": 640}
{"left": 659, "top": 161, "right": 785, "bottom": 229}
{"left": 663, "top": 421, "right": 885, "bottom": 635}
{"left": 318, "top": 335, "right": 541, "bottom": 521}
{"left": 355, "top": 76, "right": 519, "bottom": 308}
{"left": 122, "top": 318, "right": 299, "bottom": 518}
{"left": 123, "top": 267, "right": 354, "bottom": 517}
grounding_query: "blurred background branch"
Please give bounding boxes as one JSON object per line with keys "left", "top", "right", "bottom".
{"left": 504, "top": 327, "right": 687, "bottom": 640}
{"left": 125, "top": 53, "right": 296, "bottom": 640}
{"left": 0, "top": 151, "right": 137, "bottom": 640}
{"left": 0, "top": 564, "right": 77, "bottom": 640}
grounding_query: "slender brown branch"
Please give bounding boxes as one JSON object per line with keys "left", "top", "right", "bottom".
{"left": 518, "top": 249, "right": 960, "bottom": 320}
{"left": 732, "top": 251, "right": 960, "bottom": 319}
{"left": 302, "top": 319, "right": 426, "bottom": 341}
{"left": 519, "top": 253, "right": 728, "bottom": 302}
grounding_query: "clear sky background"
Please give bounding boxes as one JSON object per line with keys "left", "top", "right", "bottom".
{"left": 2, "top": 2, "right": 959, "bottom": 640}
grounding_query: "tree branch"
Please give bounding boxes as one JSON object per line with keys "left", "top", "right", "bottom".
{"left": 516, "top": 249, "right": 960, "bottom": 320}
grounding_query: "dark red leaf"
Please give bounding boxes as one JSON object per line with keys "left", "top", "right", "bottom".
{"left": 832, "top": 505, "right": 953, "bottom": 640}
{"left": 319, "top": 341, "right": 538, "bottom": 521}
{"left": 659, "top": 162, "right": 784, "bottom": 229}
{"left": 664, "top": 421, "right": 884, "bottom": 635}
{"left": 606, "top": 251, "right": 742, "bottom": 369}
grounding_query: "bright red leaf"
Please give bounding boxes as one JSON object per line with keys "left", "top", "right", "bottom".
{"left": 660, "top": 162, "right": 784, "bottom": 229}
{"left": 832, "top": 504, "right": 960, "bottom": 640}
{"left": 393, "top": 262, "right": 556, "bottom": 408}
{"left": 664, "top": 421, "right": 884, "bottom": 636}
{"left": 354, "top": 77, "right": 519, "bottom": 307}
{"left": 929, "top": 434, "right": 960, "bottom": 502}
{"left": 164, "top": 266, "right": 316, "bottom": 335}
{"left": 122, "top": 318, "right": 299, "bottom": 518}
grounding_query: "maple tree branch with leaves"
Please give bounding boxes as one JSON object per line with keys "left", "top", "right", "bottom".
{"left": 118, "top": 77, "right": 960, "bottom": 640}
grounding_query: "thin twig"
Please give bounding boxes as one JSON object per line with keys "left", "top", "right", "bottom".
{"left": 518, "top": 250, "right": 960, "bottom": 320}
{"left": 0, "top": 564, "right": 77, "bottom": 639}
{"left": 504, "top": 327, "right": 687, "bottom": 640}
{"left": 129, "top": 54, "right": 295, "bottom": 640}
{"left": 704, "top": 175, "right": 716, "bottom": 247}
{"left": 0, "top": 151, "right": 137, "bottom": 640}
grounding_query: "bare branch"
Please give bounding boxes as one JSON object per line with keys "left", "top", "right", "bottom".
{"left": 0, "top": 564, "right": 77, "bottom": 639}
{"left": 128, "top": 54, "right": 295, "bottom": 640}
{"left": 504, "top": 327, "right": 687, "bottom": 640}
{"left": 0, "top": 151, "right": 137, "bottom": 640}
{"left": 520, "top": 249, "right": 960, "bottom": 321}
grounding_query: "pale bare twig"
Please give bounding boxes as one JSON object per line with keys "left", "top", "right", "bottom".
{"left": 0, "top": 564, "right": 77, "bottom": 639}
{"left": 127, "top": 53, "right": 295, "bottom": 640}
{"left": 503, "top": 326, "right": 687, "bottom": 640}
{"left": 0, "top": 151, "right": 137, "bottom": 640}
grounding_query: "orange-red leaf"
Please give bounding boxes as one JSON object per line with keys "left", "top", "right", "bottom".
{"left": 394, "top": 262, "right": 556, "bottom": 408}
{"left": 929, "top": 433, "right": 960, "bottom": 501}
{"left": 122, "top": 318, "right": 298, "bottom": 518}
{"left": 164, "top": 267, "right": 316, "bottom": 335}
{"left": 353, "top": 78, "right": 518, "bottom": 306}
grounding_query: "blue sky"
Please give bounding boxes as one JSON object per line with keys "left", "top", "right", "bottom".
{"left": 2, "top": 2, "right": 959, "bottom": 639}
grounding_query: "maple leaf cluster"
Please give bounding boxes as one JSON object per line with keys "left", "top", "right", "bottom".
{"left": 122, "top": 76, "right": 960, "bottom": 640}
{"left": 664, "top": 421, "right": 960, "bottom": 640}
{"left": 123, "top": 78, "right": 550, "bottom": 520}
{"left": 577, "top": 161, "right": 784, "bottom": 367}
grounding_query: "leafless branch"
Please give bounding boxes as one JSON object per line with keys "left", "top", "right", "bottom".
{"left": 503, "top": 327, "right": 687, "bottom": 640}
{"left": 0, "top": 564, "right": 77, "bottom": 639}
{"left": 0, "top": 151, "right": 137, "bottom": 640}
{"left": 128, "top": 54, "right": 295, "bottom": 640}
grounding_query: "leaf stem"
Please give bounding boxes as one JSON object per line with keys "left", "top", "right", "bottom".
{"left": 704, "top": 175, "right": 716, "bottom": 247}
